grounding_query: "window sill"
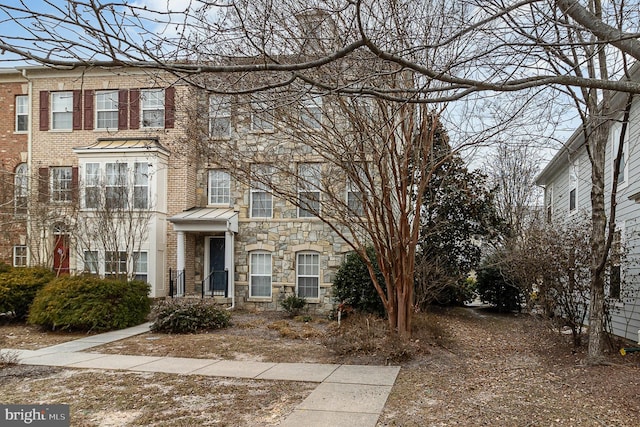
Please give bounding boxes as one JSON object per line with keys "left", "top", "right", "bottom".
{"left": 300, "top": 297, "right": 320, "bottom": 304}
{"left": 248, "top": 297, "right": 272, "bottom": 303}
{"left": 13, "top": 130, "right": 28, "bottom": 135}
{"left": 48, "top": 129, "right": 73, "bottom": 132}
{"left": 249, "top": 129, "right": 275, "bottom": 134}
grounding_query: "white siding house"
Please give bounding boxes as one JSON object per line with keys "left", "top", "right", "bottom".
{"left": 536, "top": 87, "right": 640, "bottom": 343}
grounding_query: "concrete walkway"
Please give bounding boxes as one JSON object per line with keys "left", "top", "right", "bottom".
{"left": 2, "top": 323, "right": 400, "bottom": 426}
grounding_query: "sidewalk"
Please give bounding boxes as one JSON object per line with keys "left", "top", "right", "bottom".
{"left": 2, "top": 323, "right": 400, "bottom": 427}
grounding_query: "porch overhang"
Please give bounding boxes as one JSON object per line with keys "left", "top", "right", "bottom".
{"left": 169, "top": 208, "right": 239, "bottom": 233}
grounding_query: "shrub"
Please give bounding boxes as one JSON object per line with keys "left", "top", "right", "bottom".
{"left": 476, "top": 262, "right": 523, "bottom": 313}
{"left": 150, "top": 298, "right": 231, "bottom": 333}
{"left": 0, "top": 267, "right": 55, "bottom": 320}
{"left": 280, "top": 295, "right": 307, "bottom": 317}
{"left": 29, "top": 276, "right": 150, "bottom": 331}
{"left": 332, "top": 247, "right": 386, "bottom": 317}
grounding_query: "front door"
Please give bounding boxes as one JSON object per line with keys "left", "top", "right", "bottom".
{"left": 208, "top": 237, "right": 227, "bottom": 295}
{"left": 53, "top": 224, "right": 70, "bottom": 276}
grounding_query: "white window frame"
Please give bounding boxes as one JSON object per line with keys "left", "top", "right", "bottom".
{"left": 249, "top": 251, "right": 272, "bottom": 298}
{"left": 611, "top": 120, "right": 629, "bottom": 190}
{"left": 209, "top": 96, "right": 231, "bottom": 138}
{"left": 298, "top": 163, "right": 321, "bottom": 218}
{"left": 134, "top": 251, "right": 148, "bottom": 282}
{"left": 300, "top": 94, "right": 322, "bottom": 129}
{"left": 546, "top": 185, "right": 554, "bottom": 223}
{"left": 141, "top": 89, "right": 165, "bottom": 128}
{"left": 250, "top": 164, "right": 273, "bottom": 218}
{"left": 51, "top": 166, "right": 73, "bottom": 203}
{"left": 95, "top": 90, "right": 119, "bottom": 130}
{"left": 297, "top": 252, "right": 320, "bottom": 299}
{"left": 105, "top": 162, "right": 128, "bottom": 209}
{"left": 84, "top": 162, "right": 100, "bottom": 209}
{"left": 568, "top": 161, "right": 578, "bottom": 214}
{"left": 133, "top": 162, "right": 149, "bottom": 209}
{"left": 13, "top": 245, "right": 27, "bottom": 267}
{"left": 15, "top": 95, "right": 28, "bottom": 132}
{"left": 14, "top": 163, "right": 28, "bottom": 214}
{"left": 208, "top": 169, "right": 231, "bottom": 205}
{"left": 83, "top": 250, "right": 99, "bottom": 275}
{"left": 105, "top": 250, "right": 127, "bottom": 278}
{"left": 51, "top": 91, "right": 73, "bottom": 130}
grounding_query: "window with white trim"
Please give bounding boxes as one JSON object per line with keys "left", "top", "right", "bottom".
{"left": 83, "top": 251, "right": 99, "bottom": 275}
{"left": 14, "top": 163, "right": 28, "bottom": 214}
{"left": 105, "top": 162, "right": 128, "bottom": 209}
{"left": 141, "top": 89, "right": 165, "bottom": 128}
{"left": 300, "top": 94, "right": 322, "bottom": 129}
{"left": 569, "top": 162, "right": 578, "bottom": 213}
{"left": 611, "top": 121, "right": 628, "bottom": 187}
{"left": 251, "top": 100, "right": 274, "bottom": 132}
{"left": 250, "top": 164, "right": 273, "bottom": 218}
{"left": 347, "top": 165, "right": 367, "bottom": 216}
{"left": 545, "top": 185, "right": 554, "bottom": 223}
{"left": 210, "top": 96, "right": 231, "bottom": 138}
{"left": 51, "top": 92, "right": 73, "bottom": 130}
{"left": 13, "top": 245, "right": 27, "bottom": 267}
{"left": 95, "top": 90, "right": 119, "bottom": 129}
{"left": 134, "top": 252, "right": 148, "bottom": 282}
{"left": 84, "top": 163, "right": 100, "bottom": 209}
{"left": 133, "top": 162, "right": 149, "bottom": 209}
{"left": 208, "top": 170, "right": 230, "bottom": 205}
{"left": 105, "top": 251, "right": 127, "bottom": 279}
{"left": 298, "top": 163, "right": 321, "bottom": 218}
{"left": 250, "top": 251, "right": 272, "bottom": 297}
{"left": 51, "top": 166, "right": 73, "bottom": 202}
{"left": 16, "top": 95, "right": 28, "bottom": 132}
{"left": 297, "top": 252, "right": 319, "bottom": 299}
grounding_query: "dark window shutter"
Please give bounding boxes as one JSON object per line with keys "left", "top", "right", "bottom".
{"left": 165, "top": 86, "right": 175, "bottom": 129}
{"left": 38, "top": 167, "right": 49, "bottom": 202}
{"left": 73, "top": 90, "right": 82, "bottom": 130}
{"left": 71, "top": 166, "right": 79, "bottom": 203}
{"left": 129, "top": 89, "right": 140, "bottom": 129}
{"left": 84, "top": 90, "right": 94, "bottom": 130}
{"left": 39, "top": 91, "right": 49, "bottom": 131}
{"left": 118, "top": 89, "right": 128, "bottom": 130}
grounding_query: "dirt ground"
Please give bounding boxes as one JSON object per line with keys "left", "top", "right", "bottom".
{"left": 2, "top": 307, "right": 640, "bottom": 426}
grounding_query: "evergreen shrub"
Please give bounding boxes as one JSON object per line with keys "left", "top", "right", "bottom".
{"left": 150, "top": 298, "right": 231, "bottom": 333}
{"left": 0, "top": 267, "right": 54, "bottom": 320}
{"left": 332, "top": 247, "right": 386, "bottom": 316}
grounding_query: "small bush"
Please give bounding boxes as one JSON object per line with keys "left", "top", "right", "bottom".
{"left": 280, "top": 295, "right": 307, "bottom": 317}
{"left": 0, "top": 267, "right": 55, "bottom": 320}
{"left": 476, "top": 263, "right": 523, "bottom": 313}
{"left": 332, "top": 247, "right": 386, "bottom": 317}
{"left": 29, "top": 276, "right": 150, "bottom": 332}
{"left": 150, "top": 299, "right": 231, "bottom": 333}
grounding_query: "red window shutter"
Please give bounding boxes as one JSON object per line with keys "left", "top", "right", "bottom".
{"left": 118, "top": 89, "right": 128, "bottom": 130}
{"left": 165, "top": 86, "right": 175, "bottom": 129}
{"left": 73, "top": 90, "right": 82, "bottom": 130}
{"left": 84, "top": 90, "right": 94, "bottom": 130}
{"left": 38, "top": 167, "right": 49, "bottom": 202}
{"left": 39, "top": 91, "right": 49, "bottom": 131}
{"left": 71, "top": 166, "right": 79, "bottom": 203}
{"left": 129, "top": 89, "right": 140, "bottom": 129}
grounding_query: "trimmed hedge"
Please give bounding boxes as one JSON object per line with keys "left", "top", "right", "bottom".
{"left": 29, "top": 276, "right": 150, "bottom": 331}
{"left": 150, "top": 298, "right": 232, "bottom": 333}
{"left": 0, "top": 267, "right": 55, "bottom": 320}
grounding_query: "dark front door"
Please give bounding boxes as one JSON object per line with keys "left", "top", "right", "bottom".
{"left": 209, "top": 238, "right": 226, "bottom": 295}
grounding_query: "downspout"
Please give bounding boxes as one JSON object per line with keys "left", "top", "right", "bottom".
{"left": 21, "top": 68, "right": 33, "bottom": 266}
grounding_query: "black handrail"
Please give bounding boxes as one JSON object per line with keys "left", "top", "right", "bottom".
{"left": 169, "top": 268, "right": 185, "bottom": 297}
{"left": 202, "top": 269, "right": 228, "bottom": 298}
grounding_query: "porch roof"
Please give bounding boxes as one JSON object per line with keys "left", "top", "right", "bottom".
{"left": 169, "top": 207, "right": 239, "bottom": 233}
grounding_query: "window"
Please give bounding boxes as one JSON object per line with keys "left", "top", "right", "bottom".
{"left": 609, "top": 228, "right": 623, "bottom": 299}
{"left": 134, "top": 252, "right": 148, "bottom": 282}
{"left": 569, "top": 162, "right": 577, "bottom": 213}
{"left": 300, "top": 94, "right": 322, "bottom": 129}
{"left": 51, "top": 166, "right": 73, "bottom": 202}
{"left": 13, "top": 245, "right": 27, "bottom": 267}
{"left": 51, "top": 92, "right": 73, "bottom": 130}
{"left": 133, "top": 162, "right": 149, "bottom": 209}
{"left": 105, "top": 251, "right": 127, "bottom": 278}
{"left": 209, "top": 96, "right": 231, "bottom": 138}
{"left": 250, "top": 164, "right": 273, "bottom": 218}
{"left": 298, "top": 163, "right": 321, "bottom": 217}
{"left": 297, "top": 252, "right": 319, "bottom": 299}
{"left": 14, "top": 163, "right": 28, "bottom": 214}
{"left": 250, "top": 252, "right": 272, "bottom": 297}
{"left": 84, "top": 163, "right": 100, "bottom": 209}
{"left": 546, "top": 185, "right": 553, "bottom": 223}
{"left": 141, "top": 89, "right": 165, "bottom": 128}
{"left": 208, "top": 170, "right": 230, "bottom": 205}
{"left": 16, "top": 95, "right": 28, "bottom": 132}
{"left": 95, "top": 90, "right": 119, "bottom": 129}
{"left": 83, "top": 251, "right": 99, "bottom": 275}
{"left": 105, "top": 162, "right": 128, "bottom": 209}
{"left": 251, "top": 101, "right": 274, "bottom": 132}
{"left": 611, "top": 121, "right": 628, "bottom": 187}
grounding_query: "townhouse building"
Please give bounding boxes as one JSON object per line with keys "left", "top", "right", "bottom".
{"left": 1, "top": 65, "right": 353, "bottom": 313}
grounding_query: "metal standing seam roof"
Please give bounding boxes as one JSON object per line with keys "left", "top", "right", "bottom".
{"left": 168, "top": 208, "right": 239, "bottom": 232}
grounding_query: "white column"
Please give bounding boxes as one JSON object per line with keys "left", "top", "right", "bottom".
{"left": 225, "top": 230, "right": 235, "bottom": 306}
{"left": 176, "top": 231, "right": 185, "bottom": 272}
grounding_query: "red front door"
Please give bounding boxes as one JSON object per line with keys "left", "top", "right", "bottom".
{"left": 53, "top": 230, "right": 70, "bottom": 276}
